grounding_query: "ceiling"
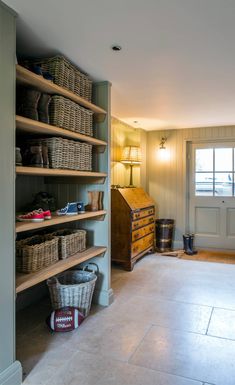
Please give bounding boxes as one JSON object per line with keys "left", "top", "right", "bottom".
{"left": 3, "top": 0, "right": 235, "bottom": 131}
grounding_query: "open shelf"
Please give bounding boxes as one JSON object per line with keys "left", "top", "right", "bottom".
{"left": 16, "top": 246, "right": 107, "bottom": 293}
{"left": 16, "top": 65, "right": 107, "bottom": 122}
{"left": 16, "top": 115, "right": 107, "bottom": 151}
{"left": 16, "top": 166, "right": 107, "bottom": 178}
{"left": 16, "top": 210, "right": 107, "bottom": 233}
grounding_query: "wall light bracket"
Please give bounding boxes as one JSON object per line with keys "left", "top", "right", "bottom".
{"left": 159, "top": 137, "right": 167, "bottom": 150}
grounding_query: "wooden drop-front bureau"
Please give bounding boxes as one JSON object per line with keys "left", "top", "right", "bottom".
{"left": 111, "top": 187, "right": 155, "bottom": 271}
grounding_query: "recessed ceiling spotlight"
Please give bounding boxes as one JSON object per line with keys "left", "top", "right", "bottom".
{"left": 111, "top": 45, "right": 122, "bottom": 51}
{"left": 133, "top": 121, "right": 138, "bottom": 124}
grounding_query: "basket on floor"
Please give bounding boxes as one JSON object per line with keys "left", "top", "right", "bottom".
{"left": 46, "top": 229, "right": 86, "bottom": 259}
{"left": 49, "top": 95, "right": 93, "bottom": 136}
{"left": 16, "top": 234, "right": 59, "bottom": 273}
{"left": 22, "top": 55, "right": 92, "bottom": 101}
{"left": 47, "top": 265, "right": 98, "bottom": 317}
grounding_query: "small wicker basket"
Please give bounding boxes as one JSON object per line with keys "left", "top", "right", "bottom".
{"left": 47, "top": 265, "right": 98, "bottom": 317}
{"left": 46, "top": 229, "right": 86, "bottom": 260}
{"left": 16, "top": 234, "right": 59, "bottom": 273}
{"left": 49, "top": 95, "right": 93, "bottom": 136}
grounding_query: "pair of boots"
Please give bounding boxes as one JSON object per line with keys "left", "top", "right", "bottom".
{"left": 16, "top": 87, "right": 51, "bottom": 124}
{"left": 22, "top": 141, "right": 49, "bottom": 168}
{"left": 183, "top": 234, "right": 198, "bottom": 255}
{"left": 85, "top": 191, "right": 104, "bottom": 211}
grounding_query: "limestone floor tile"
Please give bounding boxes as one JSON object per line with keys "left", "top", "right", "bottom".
{"left": 43, "top": 350, "right": 203, "bottom": 385}
{"left": 130, "top": 325, "right": 235, "bottom": 385}
{"left": 102, "top": 295, "right": 212, "bottom": 334}
{"left": 207, "top": 308, "right": 235, "bottom": 340}
{"left": 62, "top": 315, "right": 152, "bottom": 362}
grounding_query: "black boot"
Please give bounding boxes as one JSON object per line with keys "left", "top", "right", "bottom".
{"left": 183, "top": 234, "right": 194, "bottom": 255}
{"left": 188, "top": 234, "right": 198, "bottom": 255}
{"left": 16, "top": 87, "right": 41, "bottom": 121}
{"left": 37, "top": 94, "right": 51, "bottom": 124}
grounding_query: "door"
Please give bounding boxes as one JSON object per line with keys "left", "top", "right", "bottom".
{"left": 188, "top": 142, "right": 235, "bottom": 249}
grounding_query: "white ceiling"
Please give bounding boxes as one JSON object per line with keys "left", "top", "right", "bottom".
{"left": 4, "top": 0, "right": 235, "bottom": 131}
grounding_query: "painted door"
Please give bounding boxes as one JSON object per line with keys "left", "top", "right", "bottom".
{"left": 188, "top": 142, "right": 235, "bottom": 249}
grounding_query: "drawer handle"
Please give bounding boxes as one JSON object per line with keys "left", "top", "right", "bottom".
{"left": 134, "top": 233, "right": 139, "bottom": 239}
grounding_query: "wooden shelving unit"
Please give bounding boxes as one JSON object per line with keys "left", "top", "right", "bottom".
{"left": 16, "top": 115, "right": 107, "bottom": 152}
{"left": 16, "top": 166, "right": 107, "bottom": 178}
{"left": 16, "top": 210, "right": 107, "bottom": 233}
{"left": 16, "top": 246, "right": 107, "bottom": 293}
{"left": 16, "top": 65, "right": 106, "bottom": 122}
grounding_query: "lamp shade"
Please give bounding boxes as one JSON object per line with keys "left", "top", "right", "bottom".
{"left": 121, "top": 146, "right": 142, "bottom": 164}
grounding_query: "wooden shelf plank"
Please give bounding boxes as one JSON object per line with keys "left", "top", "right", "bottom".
{"left": 16, "top": 115, "right": 107, "bottom": 149}
{"left": 16, "top": 65, "right": 106, "bottom": 121}
{"left": 16, "top": 210, "right": 107, "bottom": 233}
{"left": 16, "top": 166, "right": 107, "bottom": 178}
{"left": 16, "top": 246, "right": 106, "bottom": 293}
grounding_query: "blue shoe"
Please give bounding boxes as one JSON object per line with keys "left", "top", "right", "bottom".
{"left": 56, "top": 202, "right": 78, "bottom": 216}
{"left": 77, "top": 201, "right": 85, "bottom": 213}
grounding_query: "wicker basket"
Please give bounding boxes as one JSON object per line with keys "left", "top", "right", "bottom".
{"left": 46, "top": 229, "right": 86, "bottom": 260}
{"left": 26, "top": 137, "right": 92, "bottom": 171}
{"left": 23, "top": 55, "right": 92, "bottom": 101}
{"left": 16, "top": 234, "right": 59, "bottom": 273}
{"left": 47, "top": 265, "right": 98, "bottom": 317}
{"left": 49, "top": 95, "right": 93, "bottom": 136}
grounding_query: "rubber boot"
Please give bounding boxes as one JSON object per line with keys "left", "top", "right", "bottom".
{"left": 98, "top": 191, "right": 104, "bottom": 210}
{"left": 188, "top": 234, "right": 198, "bottom": 255}
{"left": 183, "top": 234, "right": 194, "bottom": 255}
{"left": 16, "top": 87, "right": 41, "bottom": 120}
{"left": 38, "top": 93, "right": 51, "bottom": 124}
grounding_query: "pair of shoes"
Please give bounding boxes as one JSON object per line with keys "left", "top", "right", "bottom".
{"left": 183, "top": 233, "right": 198, "bottom": 255}
{"left": 30, "top": 65, "right": 54, "bottom": 82}
{"left": 16, "top": 86, "right": 51, "bottom": 124}
{"left": 16, "top": 209, "right": 51, "bottom": 222}
{"left": 56, "top": 202, "right": 85, "bottom": 216}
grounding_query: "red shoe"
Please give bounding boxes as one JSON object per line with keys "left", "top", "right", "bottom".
{"left": 37, "top": 208, "right": 52, "bottom": 220}
{"left": 16, "top": 210, "right": 44, "bottom": 222}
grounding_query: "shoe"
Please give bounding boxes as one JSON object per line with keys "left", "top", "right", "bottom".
{"left": 36, "top": 208, "right": 52, "bottom": 220}
{"left": 37, "top": 94, "right": 51, "bottom": 124}
{"left": 77, "top": 201, "right": 85, "bottom": 213}
{"left": 56, "top": 202, "right": 78, "bottom": 216}
{"left": 42, "top": 72, "right": 53, "bottom": 82}
{"left": 16, "top": 210, "right": 44, "bottom": 222}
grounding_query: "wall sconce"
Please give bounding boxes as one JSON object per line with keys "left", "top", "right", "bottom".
{"left": 121, "top": 146, "right": 142, "bottom": 186}
{"left": 159, "top": 137, "right": 167, "bottom": 150}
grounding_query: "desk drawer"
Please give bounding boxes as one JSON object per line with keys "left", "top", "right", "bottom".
{"left": 132, "top": 207, "right": 154, "bottom": 220}
{"left": 132, "top": 215, "right": 154, "bottom": 231}
{"left": 131, "top": 233, "right": 154, "bottom": 258}
{"left": 132, "top": 223, "right": 155, "bottom": 242}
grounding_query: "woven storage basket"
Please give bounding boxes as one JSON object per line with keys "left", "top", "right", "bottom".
{"left": 47, "top": 265, "right": 98, "bottom": 317}
{"left": 16, "top": 234, "right": 59, "bottom": 273}
{"left": 49, "top": 95, "right": 93, "bottom": 136}
{"left": 46, "top": 229, "right": 86, "bottom": 260}
{"left": 23, "top": 55, "right": 92, "bottom": 101}
{"left": 28, "top": 137, "right": 92, "bottom": 171}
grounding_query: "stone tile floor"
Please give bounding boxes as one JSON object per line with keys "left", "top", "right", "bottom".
{"left": 17, "top": 253, "right": 235, "bottom": 385}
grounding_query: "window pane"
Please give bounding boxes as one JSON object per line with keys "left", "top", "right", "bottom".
{"left": 195, "top": 173, "right": 213, "bottom": 196}
{"left": 214, "top": 173, "right": 233, "bottom": 196}
{"left": 215, "top": 148, "right": 232, "bottom": 172}
{"left": 195, "top": 149, "right": 213, "bottom": 172}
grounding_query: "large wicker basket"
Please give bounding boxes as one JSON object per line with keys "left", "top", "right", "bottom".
{"left": 26, "top": 137, "right": 92, "bottom": 171}
{"left": 46, "top": 229, "right": 86, "bottom": 259}
{"left": 49, "top": 95, "right": 93, "bottom": 136}
{"left": 47, "top": 266, "right": 98, "bottom": 317}
{"left": 16, "top": 234, "right": 59, "bottom": 273}
{"left": 23, "top": 55, "right": 92, "bottom": 101}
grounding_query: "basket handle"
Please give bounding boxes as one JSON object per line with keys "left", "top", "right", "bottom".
{"left": 47, "top": 276, "right": 60, "bottom": 286}
{"left": 82, "top": 262, "right": 99, "bottom": 275}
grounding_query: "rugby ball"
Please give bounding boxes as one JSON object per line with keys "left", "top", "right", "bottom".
{"left": 46, "top": 307, "right": 84, "bottom": 332}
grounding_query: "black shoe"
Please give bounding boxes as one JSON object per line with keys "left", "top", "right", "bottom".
{"left": 188, "top": 233, "right": 198, "bottom": 255}
{"left": 183, "top": 234, "right": 194, "bottom": 255}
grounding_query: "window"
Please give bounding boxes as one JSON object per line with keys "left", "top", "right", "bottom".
{"left": 195, "top": 147, "right": 234, "bottom": 196}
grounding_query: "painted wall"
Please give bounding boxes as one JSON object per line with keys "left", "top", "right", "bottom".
{"left": 147, "top": 125, "right": 235, "bottom": 248}
{"left": 111, "top": 117, "right": 147, "bottom": 189}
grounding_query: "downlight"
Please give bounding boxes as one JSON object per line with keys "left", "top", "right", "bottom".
{"left": 111, "top": 45, "right": 122, "bottom": 51}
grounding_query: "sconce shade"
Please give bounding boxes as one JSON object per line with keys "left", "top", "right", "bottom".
{"left": 121, "top": 146, "right": 142, "bottom": 164}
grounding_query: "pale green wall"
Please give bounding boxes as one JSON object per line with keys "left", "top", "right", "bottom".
{"left": 0, "top": 1, "right": 22, "bottom": 384}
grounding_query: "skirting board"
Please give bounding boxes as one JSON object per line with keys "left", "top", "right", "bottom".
{"left": 93, "top": 287, "right": 114, "bottom": 306}
{"left": 0, "top": 361, "right": 22, "bottom": 385}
